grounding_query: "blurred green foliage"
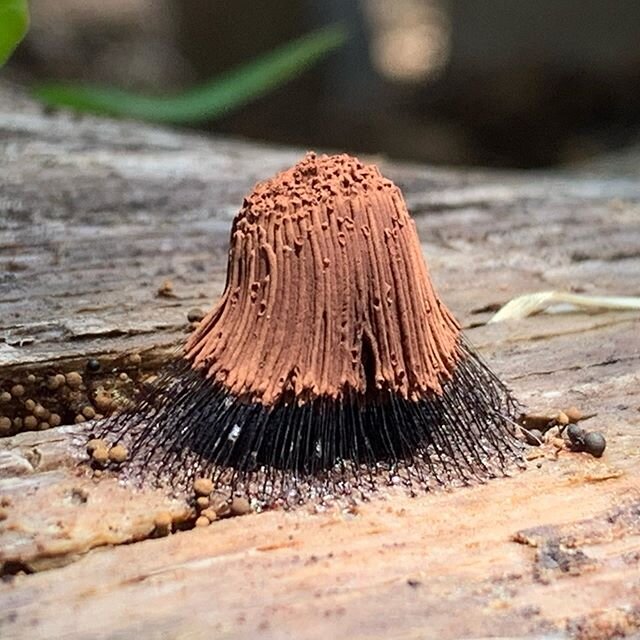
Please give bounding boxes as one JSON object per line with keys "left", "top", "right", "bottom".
{"left": 33, "top": 24, "right": 347, "bottom": 124}
{"left": 0, "top": 0, "right": 29, "bottom": 66}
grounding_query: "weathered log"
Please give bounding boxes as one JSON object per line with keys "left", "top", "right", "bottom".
{"left": 1, "top": 82, "right": 639, "bottom": 640}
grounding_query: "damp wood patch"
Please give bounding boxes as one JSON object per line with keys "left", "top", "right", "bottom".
{"left": 1, "top": 83, "right": 640, "bottom": 640}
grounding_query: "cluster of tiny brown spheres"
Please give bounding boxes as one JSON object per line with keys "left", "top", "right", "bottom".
{"left": 192, "top": 477, "right": 252, "bottom": 528}
{"left": 0, "top": 354, "right": 145, "bottom": 437}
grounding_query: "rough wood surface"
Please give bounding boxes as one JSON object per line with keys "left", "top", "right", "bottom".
{"left": 1, "top": 83, "right": 640, "bottom": 640}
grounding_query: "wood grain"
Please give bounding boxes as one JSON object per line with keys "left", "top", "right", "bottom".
{"left": 1, "top": 82, "right": 639, "bottom": 640}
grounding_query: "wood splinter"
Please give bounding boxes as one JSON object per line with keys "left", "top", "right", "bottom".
{"left": 95, "top": 152, "right": 523, "bottom": 505}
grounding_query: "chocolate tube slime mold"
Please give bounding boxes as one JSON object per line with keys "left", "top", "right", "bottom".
{"left": 95, "top": 153, "right": 523, "bottom": 505}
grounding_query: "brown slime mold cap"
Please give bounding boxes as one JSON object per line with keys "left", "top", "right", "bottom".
{"left": 187, "top": 152, "right": 460, "bottom": 405}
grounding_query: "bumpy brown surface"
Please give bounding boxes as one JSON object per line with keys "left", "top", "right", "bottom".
{"left": 186, "top": 153, "right": 460, "bottom": 404}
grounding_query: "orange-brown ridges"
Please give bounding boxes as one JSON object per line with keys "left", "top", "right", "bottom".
{"left": 186, "top": 152, "right": 461, "bottom": 405}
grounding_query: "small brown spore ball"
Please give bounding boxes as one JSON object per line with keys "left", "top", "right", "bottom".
{"left": 128, "top": 353, "right": 142, "bottom": 367}
{"left": 195, "top": 516, "right": 210, "bottom": 527}
{"left": 82, "top": 406, "right": 96, "bottom": 420}
{"left": 200, "top": 508, "right": 218, "bottom": 522}
{"left": 196, "top": 496, "right": 210, "bottom": 510}
{"left": 193, "top": 477, "right": 213, "bottom": 496}
{"left": 0, "top": 391, "right": 11, "bottom": 404}
{"left": 91, "top": 446, "right": 109, "bottom": 465}
{"left": 0, "top": 417, "right": 12, "bottom": 434}
{"left": 108, "top": 445, "right": 129, "bottom": 463}
{"left": 230, "top": 497, "right": 252, "bottom": 516}
{"left": 24, "top": 415, "right": 38, "bottom": 429}
{"left": 46, "top": 376, "right": 61, "bottom": 390}
{"left": 66, "top": 372, "right": 83, "bottom": 389}
{"left": 10, "top": 384, "right": 25, "bottom": 397}
{"left": 86, "top": 438, "right": 105, "bottom": 454}
{"left": 24, "top": 399, "right": 36, "bottom": 411}
{"left": 154, "top": 512, "right": 173, "bottom": 535}
{"left": 33, "top": 404, "right": 49, "bottom": 420}
{"left": 94, "top": 391, "right": 112, "bottom": 413}
{"left": 49, "top": 413, "right": 61, "bottom": 427}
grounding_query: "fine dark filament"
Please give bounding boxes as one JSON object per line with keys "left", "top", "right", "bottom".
{"left": 94, "top": 338, "right": 523, "bottom": 506}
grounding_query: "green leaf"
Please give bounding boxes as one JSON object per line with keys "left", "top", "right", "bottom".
{"left": 33, "top": 23, "right": 348, "bottom": 124}
{"left": 0, "top": 0, "right": 29, "bottom": 67}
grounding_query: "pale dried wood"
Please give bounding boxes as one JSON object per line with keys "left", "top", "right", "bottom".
{"left": 1, "top": 82, "right": 640, "bottom": 640}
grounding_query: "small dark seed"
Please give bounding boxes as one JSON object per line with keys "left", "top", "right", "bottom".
{"left": 187, "top": 308, "right": 205, "bottom": 323}
{"left": 583, "top": 431, "right": 606, "bottom": 458}
{"left": 86, "top": 359, "right": 101, "bottom": 373}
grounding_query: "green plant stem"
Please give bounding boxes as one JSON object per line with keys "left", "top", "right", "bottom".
{"left": 33, "top": 24, "right": 347, "bottom": 124}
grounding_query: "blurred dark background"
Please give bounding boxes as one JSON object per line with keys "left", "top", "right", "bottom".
{"left": 9, "top": 0, "right": 640, "bottom": 168}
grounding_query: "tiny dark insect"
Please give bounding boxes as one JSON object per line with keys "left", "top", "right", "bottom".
{"left": 566, "top": 424, "right": 606, "bottom": 458}
{"left": 566, "top": 423, "right": 585, "bottom": 445}
{"left": 93, "top": 153, "right": 523, "bottom": 506}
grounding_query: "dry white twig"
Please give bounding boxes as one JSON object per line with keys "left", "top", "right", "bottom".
{"left": 489, "top": 291, "right": 640, "bottom": 323}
